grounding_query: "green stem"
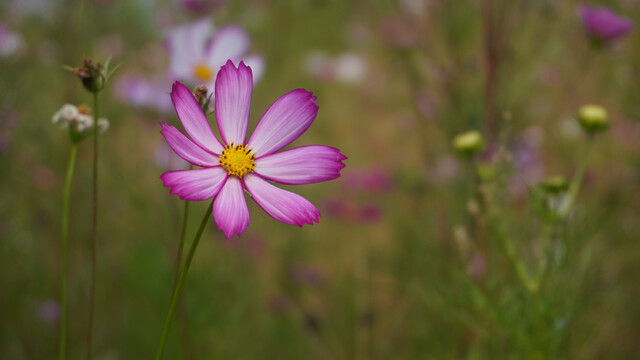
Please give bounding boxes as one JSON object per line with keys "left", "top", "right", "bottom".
{"left": 60, "top": 144, "right": 78, "bottom": 360}
{"left": 87, "top": 91, "right": 99, "bottom": 360}
{"left": 558, "top": 136, "right": 592, "bottom": 217}
{"left": 172, "top": 166, "right": 193, "bottom": 293}
{"left": 155, "top": 201, "right": 213, "bottom": 360}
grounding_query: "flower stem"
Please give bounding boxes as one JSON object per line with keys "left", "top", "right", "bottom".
{"left": 60, "top": 144, "right": 78, "bottom": 360}
{"left": 155, "top": 200, "right": 213, "bottom": 360}
{"left": 172, "top": 166, "right": 193, "bottom": 292}
{"left": 558, "top": 136, "right": 593, "bottom": 218}
{"left": 87, "top": 91, "right": 99, "bottom": 360}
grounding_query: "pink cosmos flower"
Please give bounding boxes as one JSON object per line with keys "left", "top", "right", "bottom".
{"left": 167, "top": 18, "right": 263, "bottom": 90}
{"left": 160, "top": 60, "right": 347, "bottom": 238}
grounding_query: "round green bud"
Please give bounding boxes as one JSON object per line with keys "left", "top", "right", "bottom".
{"left": 539, "top": 176, "right": 568, "bottom": 194}
{"left": 453, "top": 130, "right": 485, "bottom": 156}
{"left": 577, "top": 104, "right": 608, "bottom": 133}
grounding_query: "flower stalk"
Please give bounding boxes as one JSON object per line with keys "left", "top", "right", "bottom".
{"left": 60, "top": 144, "right": 78, "bottom": 360}
{"left": 155, "top": 200, "right": 213, "bottom": 360}
{"left": 86, "top": 91, "right": 99, "bottom": 360}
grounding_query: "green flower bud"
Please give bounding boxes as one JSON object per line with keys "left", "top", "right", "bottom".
{"left": 453, "top": 130, "right": 485, "bottom": 156}
{"left": 73, "top": 58, "right": 105, "bottom": 93}
{"left": 577, "top": 104, "right": 608, "bottom": 133}
{"left": 539, "top": 176, "right": 568, "bottom": 194}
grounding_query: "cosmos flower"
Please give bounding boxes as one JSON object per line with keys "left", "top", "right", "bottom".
{"left": 578, "top": 4, "right": 634, "bottom": 45}
{"left": 160, "top": 61, "right": 346, "bottom": 238}
{"left": 167, "top": 19, "right": 263, "bottom": 90}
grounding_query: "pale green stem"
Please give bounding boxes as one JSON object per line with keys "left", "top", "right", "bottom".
{"left": 558, "top": 136, "right": 593, "bottom": 217}
{"left": 155, "top": 201, "right": 213, "bottom": 360}
{"left": 60, "top": 144, "right": 78, "bottom": 360}
{"left": 87, "top": 91, "right": 99, "bottom": 360}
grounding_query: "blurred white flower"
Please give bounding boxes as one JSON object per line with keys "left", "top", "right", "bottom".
{"left": 305, "top": 51, "right": 368, "bottom": 85}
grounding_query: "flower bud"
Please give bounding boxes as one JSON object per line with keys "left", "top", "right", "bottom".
{"left": 192, "top": 85, "right": 211, "bottom": 111}
{"left": 453, "top": 130, "right": 485, "bottom": 156}
{"left": 539, "top": 176, "right": 568, "bottom": 194}
{"left": 577, "top": 104, "right": 608, "bottom": 133}
{"left": 73, "top": 58, "right": 105, "bottom": 93}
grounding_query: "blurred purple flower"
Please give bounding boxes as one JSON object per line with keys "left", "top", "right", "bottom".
{"left": 290, "top": 265, "right": 325, "bottom": 286}
{"left": 509, "top": 127, "right": 544, "bottom": 197}
{"left": 578, "top": 4, "right": 634, "bottom": 45}
{"left": 167, "top": 19, "right": 263, "bottom": 91}
{"left": 114, "top": 73, "right": 174, "bottom": 113}
{"left": 37, "top": 299, "right": 60, "bottom": 324}
{"left": 0, "top": 22, "right": 23, "bottom": 57}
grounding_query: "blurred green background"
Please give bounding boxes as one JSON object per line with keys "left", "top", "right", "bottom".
{"left": 2, "top": 0, "right": 640, "bottom": 359}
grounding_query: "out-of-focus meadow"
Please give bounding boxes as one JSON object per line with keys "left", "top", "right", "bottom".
{"left": 2, "top": 0, "right": 640, "bottom": 358}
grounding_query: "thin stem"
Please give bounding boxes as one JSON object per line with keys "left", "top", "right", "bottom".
{"left": 60, "top": 144, "right": 78, "bottom": 360}
{"left": 558, "top": 136, "right": 593, "bottom": 217}
{"left": 87, "top": 91, "right": 99, "bottom": 360}
{"left": 172, "top": 168, "right": 192, "bottom": 293}
{"left": 155, "top": 201, "right": 213, "bottom": 360}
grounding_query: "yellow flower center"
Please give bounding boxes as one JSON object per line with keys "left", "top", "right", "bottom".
{"left": 219, "top": 143, "right": 256, "bottom": 178}
{"left": 193, "top": 63, "right": 213, "bottom": 81}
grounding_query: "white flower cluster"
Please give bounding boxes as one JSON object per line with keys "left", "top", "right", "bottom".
{"left": 52, "top": 104, "right": 109, "bottom": 136}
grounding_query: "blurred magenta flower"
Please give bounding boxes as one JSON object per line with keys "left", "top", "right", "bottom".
{"left": 167, "top": 19, "right": 263, "bottom": 90}
{"left": 578, "top": 4, "right": 634, "bottom": 45}
{"left": 160, "top": 61, "right": 346, "bottom": 238}
{"left": 180, "top": 0, "right": 227, "bottom": 12}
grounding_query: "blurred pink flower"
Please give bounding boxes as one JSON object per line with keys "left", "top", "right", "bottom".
{"left": 114, "top": 73, "right": 174, "bottom": 113}
{"left": 37, "top": 299, "right": 60, "bottom": 324}
{"left": 340, "top": 168, "right": 393, "bottom": 194}
{"left": 167, "top": 19, "right": 263, "bottom": 91}
{"left": 324, "top": 198, "right": 382, "bottom": 223}
{"left": 578, "top": 4, "right": 634, "bottom": 45}
{"left": 160, "top": 61, "right": 346, "bottom": 238}
{"left": 0, "top": 22, "right": 23, "bottom": 57}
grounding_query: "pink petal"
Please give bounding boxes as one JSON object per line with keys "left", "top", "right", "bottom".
{"left": 255, "top": 145, "right": 346, "bottom": 185}
{"left": 160, "top": 123, "right": 219, "bottom": 167}
{"left": 214, "top": 60, "right": 252, "bottom": 145}
{"left": 205, "top": 25, "right": 250, "bottom": 68}
{"left": 243, "top": 173, "right": 320, "bottom": 226}
{"left": 213, "top": 176, "right": 250, "bottom": 238}
{"left": 171, "top": 81, "right": 224, "bottom": 154}
{"left": 161, "top": 167, "right": 228, "bottom": 201}
{"left": 247, "top": 89, "right": 319, "bottom": 156}
{"left": 242, "top": 54, "right": 264, "bottom": 83}
{"left": 166, "top": 18, "right": 212, "bottom": 79}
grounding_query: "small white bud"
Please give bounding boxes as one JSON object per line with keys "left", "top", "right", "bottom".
{"left": 52, "top": 104, "right": 79, "bottom": 124}
{"left": 97, "top": 118, "right": 109, "bottom": 133}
